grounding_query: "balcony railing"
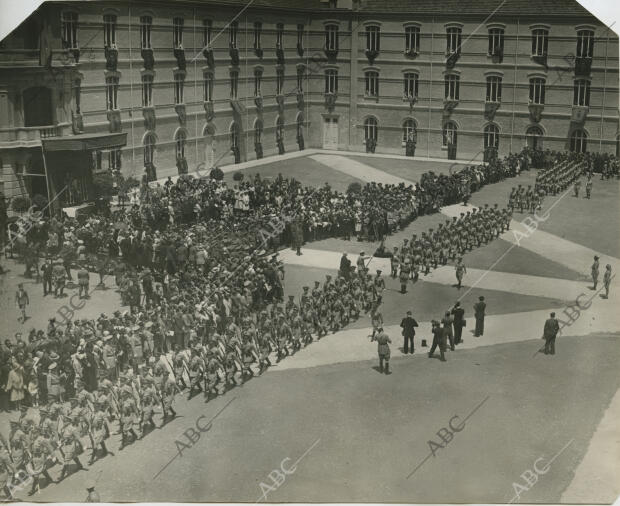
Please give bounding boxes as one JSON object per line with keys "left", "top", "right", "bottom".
{"left": 0, "top": 124, "right": 65, "bottom": 146}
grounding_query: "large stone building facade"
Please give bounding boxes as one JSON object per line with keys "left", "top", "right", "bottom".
{"left": 0, "top": 0, "right": 618, "bottom": 204}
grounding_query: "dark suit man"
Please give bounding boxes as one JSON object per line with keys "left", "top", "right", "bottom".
{"left": 451, "top": 302, "right": 465, "bottom": 344}
{"left": 474, "top": 296, "right": 486, "bottom": 337}
{"left": 441, "top": 312, "right": 455, "bottom": 351}
{"left": 428, "top": 321, "right": 446, "bottom": 362}
{"left": 339, "top": 253, "right": 351, "bottom": 280}
{"left": 400, "top": 311, "right": 418, "bottom": 354}
{"left": 543, "top": 312, "right": 560, "bottom": 355}
{"left": 41, "top": 259, "right": 53, "bottom": 296}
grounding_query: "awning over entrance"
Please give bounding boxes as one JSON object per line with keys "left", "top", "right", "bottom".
{"left": 41, "top": 132, "right": 127, "bottom": 151}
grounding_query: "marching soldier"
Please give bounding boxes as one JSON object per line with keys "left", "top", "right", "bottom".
{"left": 399, "top": 259, "right": 411, "bottom": 294}
{"left": 57, "top": 416, "right": 86, "bottom": 482}
{"left": 161, "top": 369, "right": 178, "bottom": 422}
{"left": 585, "top": 177, "right": 593, "bottom": 199}
{"left": 455, "top": 258, "right": 466, "bottom": 290}
{"left": 27, "top": 427, "right": 56, "bottom": 495}
{"left": 187, "top": 348, "right": 205, "bottom": 399}
{"left": 390, "top": 248, "right": 399, "bottom": 278}
{"left": 373, "top": 269, "right": 386, "bottom": 301}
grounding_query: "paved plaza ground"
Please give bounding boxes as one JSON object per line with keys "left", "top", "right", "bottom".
{"left": 1, "top": 151, "right": 618, "bottom": 503}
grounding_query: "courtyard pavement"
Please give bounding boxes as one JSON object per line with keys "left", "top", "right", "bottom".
{"left": 1, "top": 151, "right": 618, "bottom": 503}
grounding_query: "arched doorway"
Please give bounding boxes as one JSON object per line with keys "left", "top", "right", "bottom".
{"left": 526, "top": 125, "right": 543, "bottom": 150}
{"left": 443, "top": 121, "right": 457, "bottom": 160}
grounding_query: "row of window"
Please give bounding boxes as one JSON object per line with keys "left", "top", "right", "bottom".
{"left": 61, "top": 12, "right": 595, "bottom": 61}
{"left": 105, "top": 70, "right": 593, "bottom": 111}
{"left": 361, "top": 72, "right": 591, "bottom": 106}
{"left": 362, "top": 117, "right": 589, "bottom": 153}
{"left": 143, "top": 116, "right": 297, "bottom": 165}
{"left": 140, "top": 120, "right": 589, "bottom": 168}
{"left": 358, "top": 25, "right": 594, "bottom": 59}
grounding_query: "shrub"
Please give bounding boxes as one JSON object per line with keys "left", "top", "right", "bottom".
{"left": 11, "top": 195, "right": 31, "bottom": 213}
{"left": 210, "top": 167, "right": 224, "bottom": 181}
{"left": 232, "top": 171, "right": 244, "bottom": 182}
{"left": 346, "top": 182, "right": 362, "bottom": 194}
{"left": 92, "top": 172, "right": 115, "bottom": 200}
{"left": 32, "top": 193, "right": 48, "bottom": 211}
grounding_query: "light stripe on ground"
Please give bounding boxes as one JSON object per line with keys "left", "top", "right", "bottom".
{"left": 309, "top": 154, "right": 415, "bottom": 186}
{"left": 560, "top": 386, "right": 620, "bottom": 504}
{"left": 280, "top": 248, "right": 590, "bottom": 301}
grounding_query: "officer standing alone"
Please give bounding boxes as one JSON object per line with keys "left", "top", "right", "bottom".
{"left": 400, "top": 311, "right": 418, "bottom": 354}
{"left": 371, "top": 327, "right": 392, "bottom": 374}
{"left": 474, "top": 296, "right": 486, "bottom": 337}
{"left": 542, "top": 312, "right": 560, "bottom": 355}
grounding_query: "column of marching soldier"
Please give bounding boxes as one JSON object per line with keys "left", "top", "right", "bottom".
{"left": 508, "top": 159, "right": 585, "bottom": 213}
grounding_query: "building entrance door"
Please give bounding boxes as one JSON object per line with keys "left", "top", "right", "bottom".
{"left": 323, "top": 117, "right": 338, "bottom": 149}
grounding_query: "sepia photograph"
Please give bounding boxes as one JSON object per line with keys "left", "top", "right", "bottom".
{"left": 0, "top": 0, "right": 618, "bottom": 502}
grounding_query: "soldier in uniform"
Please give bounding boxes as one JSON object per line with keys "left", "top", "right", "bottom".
{"left": 585, "top": 177, "right": 593, "bottom": 199}
{"left": 373, "top": 269, "right": 386, "bottom": 301}
{"left": 573, "top": 179, "right": 581, "bottom": 198}
{"left": 52, "top": 259, "right": 67, "bottom": 298}
{"left": 57, "top": 416, "right": 86, "bottom": 482}
{"left": 187, "top": 348, "right": 205, "bottom": 399}
{"left": 88, "top": 400, "right": 111, "bottom": 462}
{"left": 603, "top": 264, "right": 612, "bottom": 299}
{"left": 591, "top": 255, "right": 600, "bottom": 290}
{"left": 139, "top": 377, "right": 159, "bottom": 435}
{"left": 161, "top": 369, "right": 179, "bottom": 422}
{"left": 371, "top": 327, "right": 392, "bottom": 374}
{"left": 77, "top": 263, "right": 90, "bottom": 299}
{"left": 356, "top": 252, "right": 368, "bottom": 279}
{"left": 399, "top": 258, "right": 411, "bottom": 294}
{"left": 0, "top": 441, "right": 15, "bottom": 500}
{"left": 455, "top": 258, "right": 466, "bottom": 290}
{"left": 390, "top": 248, "right": 400, "bottom": 278}
{"left": 370, "top": 305, "right": 383, "bottom": 339}
{"left": 26, "top": 426, "right": 56, "bottom": 495}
